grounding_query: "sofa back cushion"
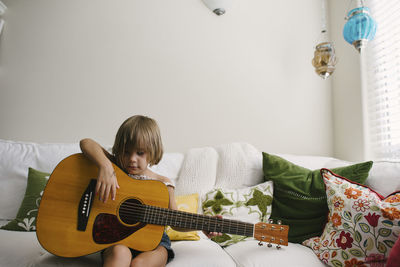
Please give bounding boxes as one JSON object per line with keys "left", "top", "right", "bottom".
{"left": 0, "top": 140, "right": 81, "bottom": 220}
{"left": 175, "top": 143, "right": 265, "bottom": 198}
{"left": 365, "top": 161, "right": 400, "bottom": 197}
{"left": 214, "top": 143, "right": 264, "bottom": 189}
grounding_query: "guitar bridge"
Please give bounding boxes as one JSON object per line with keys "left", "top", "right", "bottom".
{"left": 77, "top": 179, "right": 96, "bottom": 231}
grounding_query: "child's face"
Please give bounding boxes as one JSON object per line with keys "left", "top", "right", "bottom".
{"left": 122, "top": 147, "right": 149, "bottom": 175}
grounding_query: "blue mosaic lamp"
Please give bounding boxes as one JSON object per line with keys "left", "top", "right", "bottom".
{"left": 343, "top": 6, "right": 377, "bottom": 53}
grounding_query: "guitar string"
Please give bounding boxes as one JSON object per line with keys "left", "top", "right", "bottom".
{"left": 117, "top": 209, "right": 252, "bottom": 233}
{"left": 118, "top": 207, "right": 252, "bottom": 234}
{"left": 117, "top": 205, "right": 282, "bottom": 243}
{"left": 117, "top": 201, "right": 287, "bottom": 238}
{"left": 118, "top": 200, "right": 251, "bottom": 228}
{"left": 116, "top": 203, "right": 255, "bottom": 236}
{"left": 118, "top": 209, "right": 253, "bottom": 237}
{"left": 118, "top": 203, "right": 252, "bottom": 231}
{"left": 118, "top": 202, "right": 255, "bottom": 231}
{"left": 117, "top": 204, "right": 284, "bottom": 241}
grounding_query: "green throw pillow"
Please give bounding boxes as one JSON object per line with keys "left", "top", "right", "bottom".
{"left": 262, "top": 152, "right": 373, "bottom": 243}
{"left": 1, "top": 168, "right": 49, "bottom": 231}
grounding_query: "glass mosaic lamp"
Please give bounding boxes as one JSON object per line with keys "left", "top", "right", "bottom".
{"left": 312, "top": 42, "right": 337, "bottom": 79}
{"left": 343, "top": 6, "right": 377, "bottom": 53}
{"left": 312, "top": 0, "right": 337, "bottom": 79}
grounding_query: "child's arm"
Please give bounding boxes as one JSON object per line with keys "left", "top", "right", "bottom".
{"left": 79, "top": 138, "right": 120, "bottom": 202}
{"left": 167, "top": 185, "right": 190, "bottom": 232}
{"left": 157, "top": 176, "right": 189, "bottom": 232}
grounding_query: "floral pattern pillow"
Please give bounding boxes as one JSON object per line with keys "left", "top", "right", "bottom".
{"left": 202, "top": 181, "right": 273, "bottom": 246}
{"left": 303, "top": 169, "right": 400, "bottom": 267}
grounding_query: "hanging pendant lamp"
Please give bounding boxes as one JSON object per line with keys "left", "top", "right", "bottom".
{"left": 312, "top": 0, "right": 337, "bottom": 79}
{"left": 312, "top": 42, "right": 337, "bottom": 79}
{"left": 343, "top": 1, "right": 377, "bottom": 53}
{"left": 202, "top": 0, "right": 233, "bottom": 16}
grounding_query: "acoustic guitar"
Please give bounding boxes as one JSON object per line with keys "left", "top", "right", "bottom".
{"left": 36, "top": 153, "right": 289, "bottom": 257}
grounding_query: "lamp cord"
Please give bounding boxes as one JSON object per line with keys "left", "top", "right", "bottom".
{"left": 345, "top": 0, "right": 366, "bottom": 20}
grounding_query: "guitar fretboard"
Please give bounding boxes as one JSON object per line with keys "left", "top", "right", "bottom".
{"left": 119, "top": 201, "right": 254, "bottom": 237}
{"left": 144, "top": 205, "right": 254, "bottom": 236}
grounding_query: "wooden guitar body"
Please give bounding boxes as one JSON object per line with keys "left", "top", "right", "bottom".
{"left": 36, "top": 153, "right": 169, "bottom": 257}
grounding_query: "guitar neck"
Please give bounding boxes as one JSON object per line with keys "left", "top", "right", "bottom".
{"left": 142, "top": 205, "right": 254, "bottom": 237}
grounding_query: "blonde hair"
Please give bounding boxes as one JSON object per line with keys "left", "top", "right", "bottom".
{"left": 112, "top": 115, "right": 163, "bottom": 168}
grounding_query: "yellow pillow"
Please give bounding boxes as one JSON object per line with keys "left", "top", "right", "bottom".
{"left": 166, "top": 193, "right": 200, "bottom": 241}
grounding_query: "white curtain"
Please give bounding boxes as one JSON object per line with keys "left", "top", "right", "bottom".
{"left": 362, "top": 0, "right": 400, "bottom": 160}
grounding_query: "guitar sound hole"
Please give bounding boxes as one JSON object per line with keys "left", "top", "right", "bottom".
{"left": 119, "top": 198, "right": 144, "bottom": 225}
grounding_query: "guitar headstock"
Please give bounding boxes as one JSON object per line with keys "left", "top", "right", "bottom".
{"left": 254, "top": 220, "right": 289, "bottom": 248}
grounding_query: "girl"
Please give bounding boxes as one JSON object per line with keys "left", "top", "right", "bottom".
{"left": 80, "top": 115, "right": 177, "bottom": 267}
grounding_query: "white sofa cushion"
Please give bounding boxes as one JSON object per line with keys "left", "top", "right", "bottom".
{"left": 175, "top": 146, "right": 218, "bottom": 196}
{"left": 365, "top": 160, "right": 400, "bottom": 197}
{"left": 0, "top": 230, "right": 48, "bottom": 266}
{"left": 168, "top": 239, "right": 236, "bottom": 267}
{"left": 224, "top": 240, "right": 325, "bottom": 267}
{"left": 149, "top": 152, "right": 184, "bottom": 181}
{"left": 175, "top": 143, "right": 266, "bottom": 197}
{"left": 0, "top": 229, "right": 235, "bottom": 267}
{"left": 0, "top": 139, "right": 81, "bottom": 220}
{"left": 214, "top": 143, "right": 264, "bottom": 189}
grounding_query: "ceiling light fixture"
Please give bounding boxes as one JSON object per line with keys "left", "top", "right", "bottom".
{"left": 202, "top": 0, "right": 233, "bottom": 16}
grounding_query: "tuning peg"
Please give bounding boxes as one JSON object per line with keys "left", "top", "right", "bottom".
{"left": 277, "top": 220, "right": 282, "bottom": 225}
{"left": 258, "top": 241, "right": 263, "bottom": 246}
{"left": 276, "top": 244, "right": 281, "bottom": 249}
{"left": 267, "top": 243, "right": 272, "bottom": 248}
{"left": 268, "top": 219, "right": 274, "bottom": 224}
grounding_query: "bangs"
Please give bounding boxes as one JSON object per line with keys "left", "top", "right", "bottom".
{"left": 123, "top": 129, "right": 151, "bottom": 153}
{"left": 112, "top": 115, "right": 163, "bottom": 167}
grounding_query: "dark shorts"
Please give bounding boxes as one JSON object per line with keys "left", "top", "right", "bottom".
{"left": 102, "top": 233, "right": 175, "bottom": 263}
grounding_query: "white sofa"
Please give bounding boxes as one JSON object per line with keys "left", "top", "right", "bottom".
{"left": 1, "top": 139, "right": 399, "bottom": 267}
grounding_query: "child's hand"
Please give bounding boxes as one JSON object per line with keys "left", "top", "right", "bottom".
{"left": 203, "top": 215, "right": 223, "bottom": 238}
{"left": 95, "top": 165, "right": 120, "bottom": 203}
{"left": 204, "top": 231, "right": 223, "bottom": 239}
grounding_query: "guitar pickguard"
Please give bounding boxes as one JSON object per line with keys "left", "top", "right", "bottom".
{"left": 93, "top": 213, "right": 146, "bottom": 244}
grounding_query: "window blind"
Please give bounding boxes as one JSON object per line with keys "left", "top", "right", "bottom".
{"left": 362, "top": 0, "right": 400, "bottom": 160}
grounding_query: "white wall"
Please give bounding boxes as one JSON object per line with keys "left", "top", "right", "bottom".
{"left": 329, "top": 0, "right": 365, "bottom": 161}
{"left": 0, "top": 0, "right": 333, "bottom": 156}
